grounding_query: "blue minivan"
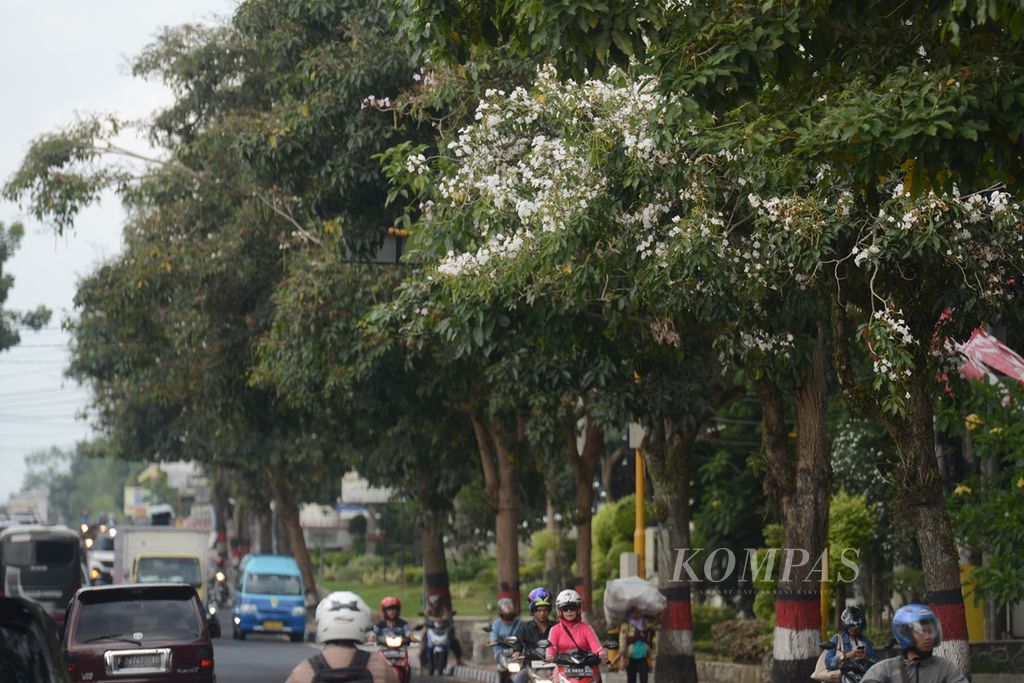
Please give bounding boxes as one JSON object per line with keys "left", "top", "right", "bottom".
{"left": 231, "top": 554, "right": 305, "bottom": 642}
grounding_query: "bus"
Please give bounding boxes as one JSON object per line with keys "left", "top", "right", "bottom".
{"left": 0, "top": 525, "right": 88, "bottom": 627}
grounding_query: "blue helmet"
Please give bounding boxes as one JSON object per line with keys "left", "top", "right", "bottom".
{"left": 528, "top": 587, "right": 552, "bottom": 613}
{"left": 892, "top": 604, "right": 942, "bottom": 650}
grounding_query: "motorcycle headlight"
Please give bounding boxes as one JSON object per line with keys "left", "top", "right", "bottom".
{"left": 215, "top": 571, "right": 226, "bottom": 582}
{"left": 385, "top": 635, "right": 404, "bottom": 647}
{"left": 507, "top": 661, "right": 522, "bottom": 673}
{"left": 291, "top": 606, "right": 307, "bottom": 617}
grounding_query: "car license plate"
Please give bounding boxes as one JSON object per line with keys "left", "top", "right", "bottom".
{"left": 264, "top": 620, "right": 284, "bottom": 630}
{"left": 117, "top": 654, "right": 162, "bottom": 670}
{"left": 564, "top": 665, "right": 593, "bottom": 678}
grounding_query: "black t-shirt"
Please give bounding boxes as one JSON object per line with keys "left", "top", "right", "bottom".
{"left": 515, "top": 619, "right": 553, "bottom": 652}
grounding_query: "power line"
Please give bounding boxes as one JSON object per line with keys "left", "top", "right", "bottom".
{"left": 0, "top": 386, "right": 87, "bottom": 399}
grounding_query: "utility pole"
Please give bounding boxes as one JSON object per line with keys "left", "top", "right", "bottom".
{"left": 628, "top": 420, "right": 646, "bottom": 579}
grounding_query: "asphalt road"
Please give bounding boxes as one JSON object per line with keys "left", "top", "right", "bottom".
{"left": 209, "top": 612, "right": 457, "bottom": 683}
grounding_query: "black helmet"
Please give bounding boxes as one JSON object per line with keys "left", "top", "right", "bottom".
{"left": 841, "top": 606, "right": 866, "bottom": 631}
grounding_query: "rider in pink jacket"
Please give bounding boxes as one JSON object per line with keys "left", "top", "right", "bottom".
{"left": 546, "top": 590, "right": 608, "bottom": 663}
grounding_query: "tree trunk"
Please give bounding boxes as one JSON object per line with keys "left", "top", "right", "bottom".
{"left": 258, "top": 504, "right": 273, "bottom": 554}
{"left": 599, "top": 446, "right": 624, "bottom": 501}
{"left": 492, "top": 426, "right": 521, "bottom": 608}
{"left": 268, "top": 470, "right": 318, "bottom": 599}
{"left": 646, "top": 421, "right": 698, "bottom": 683}
{"left": 896, "top": 384, "right": 970, "bottom": 672}
{"left": 544, "top": 482, "right": 567, "bottom": 589}
{"left": 211, "top": 468, "right": 230, "bottom": 562}
{"left": 831, "top": 298, "right": 969, "bottom": 675}
{"left": 567, "top": 410, "right": 602, "bottom": 616}
{"left": 421, "top": 514, "right": 452, "bottom": 612}
{"left": 759, "top": 331, "right": 831, "bottom": 683}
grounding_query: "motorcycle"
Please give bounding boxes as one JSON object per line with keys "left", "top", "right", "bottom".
{"left": 210, "top": 569, "right": 229, "bottom": 607}
{"left": 551, "top": 649, "right": 602, "bottom": 683}
{"left": 487, "top": 631, "right": 526, "bottom": 683}
{"left": 514, "top": 639, "right": 555, "bottom": 682}
{"left": 423, "top": 617, "right": 454, "bottom": 675}
{"left": 371, "top": 626, "right": 417, "bottom": 683}
{"left": 817, "top": 641, "right": 870, "bottom": 683}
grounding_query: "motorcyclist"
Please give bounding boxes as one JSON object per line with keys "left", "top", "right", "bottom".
{"left": 372, "top": 596, "right": 412, "bottom": 640}
{"left": 284, "top": 590, "right": 398, "bottom": 683}
{"left": 490, "top": 597, "right": 523, "bottom": 660}
{"left": 513, "top": 587, "right": 554, "bottom": 683}
{"left": 546, "top": 589, "right": 608, "bottom": 664}
{"left": 860, "top": 604, "right": 967, "bottom": 683}
{"left": 825, "top": 606, "right": 876, "bottom": 674}
{"left": 420, "top": 593, "right": 463, "bottom": 667}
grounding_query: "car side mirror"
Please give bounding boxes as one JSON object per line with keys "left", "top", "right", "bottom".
{"left": 208, "top": 615, "right": 221, "bottom": 638}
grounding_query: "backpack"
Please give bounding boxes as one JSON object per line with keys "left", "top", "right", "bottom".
{"left": 308, "top": 649, "right": 374, "bottom": 683}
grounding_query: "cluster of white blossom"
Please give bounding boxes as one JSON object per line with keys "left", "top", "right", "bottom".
{"left": 412, "top": 69, "right": 439, "bottom": 88}
{"left": 406, "top": 153, "right": 428, "bottom": 175}
{"left": 437, "top": 230, "right": 532, "bottom": 276}
{"left": 431, "top": 64, "right": 675, "bottom": 278}
{"left": 746, "top": 193, "right": 809, "bottom": 231}
{"left": 739, "top": 329, "right": 795, "bottom": 357}
{"left": 360, "top": 95, "right": 392, "bottom": 109}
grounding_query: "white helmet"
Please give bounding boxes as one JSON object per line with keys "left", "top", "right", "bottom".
{"left": 555, "top": 589, "right": 582, "bottom": 612}
{"left": 316, "top": 591, "right": 372, "bottom": 643}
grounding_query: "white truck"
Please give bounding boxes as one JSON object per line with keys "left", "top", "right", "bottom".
{"left": 113, "top": 527, "right": 211, "bottom": 604}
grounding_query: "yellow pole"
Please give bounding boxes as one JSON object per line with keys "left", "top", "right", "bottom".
{"left": 635, "top": 448, "right": 645, "bottom": 579}
{"left": 821, "top": 576, "right": 830, "bottom": 640}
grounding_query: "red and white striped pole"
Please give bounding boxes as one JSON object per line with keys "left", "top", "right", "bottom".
{"left": 773, "top": 591, "right": 821, "bottom": 681}
{"left": 930, "top": 589, "right": 970, "bottom": 673}
{"left": 654, "top": 585, "right": 697, "bottom": 683}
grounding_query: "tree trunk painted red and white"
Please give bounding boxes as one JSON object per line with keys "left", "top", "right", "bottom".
{"left": 757, "top": 332, "right": 831, "bottom": 682}
{"left": 648, "top": 423, "right": 697, "bottom": 683}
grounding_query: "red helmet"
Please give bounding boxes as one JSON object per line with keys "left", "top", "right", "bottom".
{"left": 380, "top": 596, "right": 401, "bottom": 616}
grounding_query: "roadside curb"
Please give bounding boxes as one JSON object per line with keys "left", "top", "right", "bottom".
{"left": 448, "top": 665, "right": 499, "bottom": 683}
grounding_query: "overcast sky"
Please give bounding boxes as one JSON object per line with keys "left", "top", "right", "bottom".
{"left": 0, "top": 1, "right": 237, "bottom": 506}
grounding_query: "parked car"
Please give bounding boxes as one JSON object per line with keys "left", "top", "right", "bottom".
{"left": 231, "top": 554, "right": 305, "bottom": 641}
{"left": 62, "top": 583, "right": 218, "bottom": 682}
{"left": 0, "top": 596, "right": 71, "bottom": 683}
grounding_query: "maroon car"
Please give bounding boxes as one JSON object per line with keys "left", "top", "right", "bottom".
{"left": 62, "top": 583, "right": 218, "bottom": 682}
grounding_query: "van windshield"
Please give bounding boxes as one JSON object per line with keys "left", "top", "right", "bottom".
{"left": 246, "top": 573, "right": 302, "bottom": 595}
{"left": 136, "top": 557, "right": 201, "bottom": 587}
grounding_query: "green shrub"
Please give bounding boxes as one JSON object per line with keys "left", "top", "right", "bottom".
{"left": 475, "top": 564, "right": 497, "bottom": 584}
{"left": 402, "top": 566, "right": 423, "bottom": 584}
{"left": 710, "top": 619, "right": 772, "bottom": 664}
{"left": 752, "top": 590, "right": 776, "bottom": 623}
{"left": 691, "top": 603, "right": 737, "bottom": 641}
{"left": 449, "top": 555, "right": 495, "bottom": 583}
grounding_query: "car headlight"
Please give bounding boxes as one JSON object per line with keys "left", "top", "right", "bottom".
{"left": 507, "top": 662, "right": 522, "bottom": 673}
{"left": 291, "top": 606, "right": 306, "bottom": 617}
{"left": 239, "top": 604, "right": 258, "bottom": 614}
{"left": 385, "top": 635, "right": 404, "bottom": 648}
